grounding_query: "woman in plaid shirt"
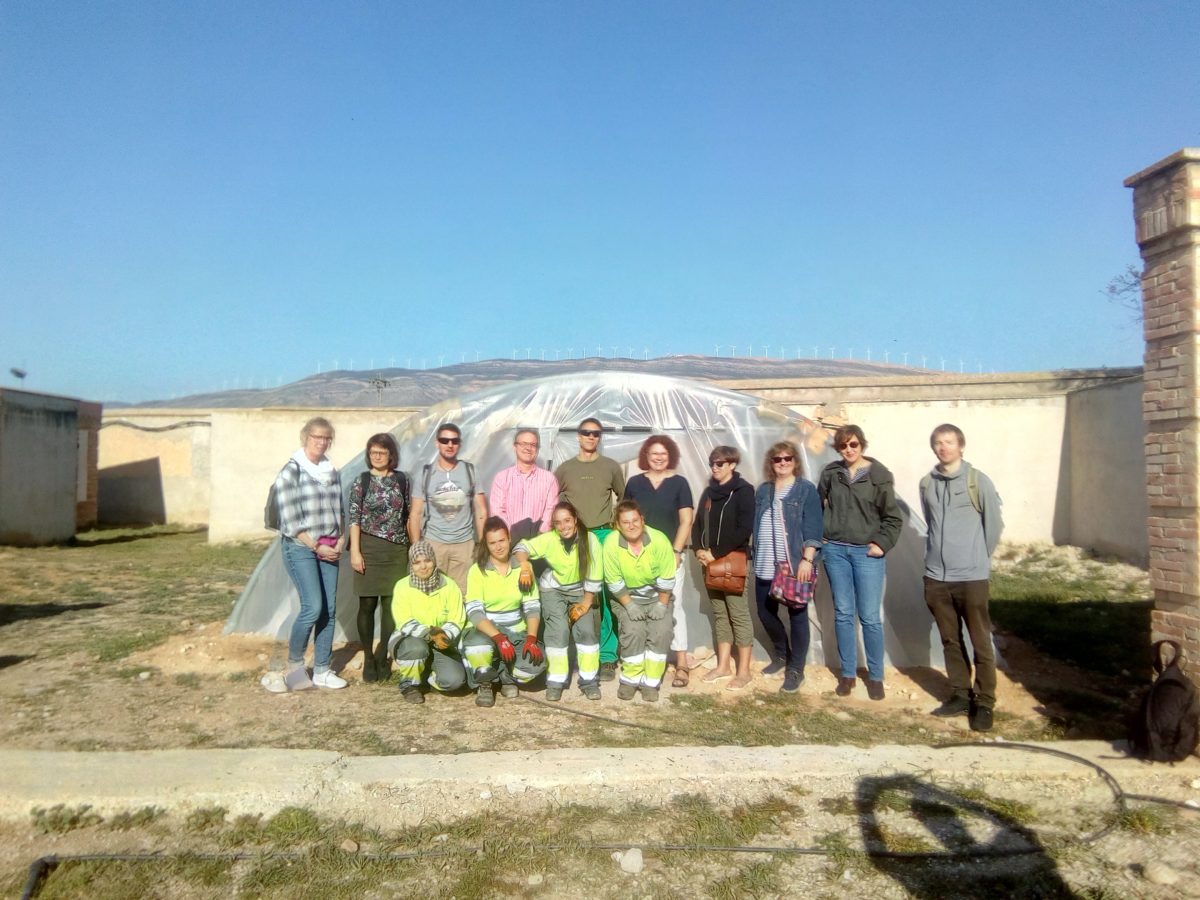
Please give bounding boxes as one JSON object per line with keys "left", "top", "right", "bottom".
{"left": 275, "top": 417, "right": 347, "bottom": 690}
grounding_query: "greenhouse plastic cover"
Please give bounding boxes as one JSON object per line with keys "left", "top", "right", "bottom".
{"left": 227, "top": 371, "right": 944, "bottom": 670}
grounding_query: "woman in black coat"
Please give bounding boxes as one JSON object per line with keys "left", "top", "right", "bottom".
{"left": 691, "top": 445, "right": 756, "bottom": 690}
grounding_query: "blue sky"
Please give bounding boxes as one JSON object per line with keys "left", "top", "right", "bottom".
{"left": 2, "top": 1, "right": 1196, "bottom": 402}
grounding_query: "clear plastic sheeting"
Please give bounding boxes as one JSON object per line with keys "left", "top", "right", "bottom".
{"left": 226, "top": 371, "right": 944, "bottom": 670}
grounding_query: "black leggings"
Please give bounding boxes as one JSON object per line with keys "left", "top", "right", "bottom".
{"left": 357, "top": 595, "right": 396, "bottom": 663}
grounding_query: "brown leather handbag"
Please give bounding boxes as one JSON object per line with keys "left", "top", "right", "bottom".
{"left": 704, "top": 549, "right": 748, "bottom": 594}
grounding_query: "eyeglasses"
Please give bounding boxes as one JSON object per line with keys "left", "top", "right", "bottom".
{"left": 437, "top": 436, "right": 461, "bottom": 445}
{"left": 367, "top": 449, "right": 390, "bottom": 456}
{"left": 514, "top": 442, "right": 539, "bottom": 449}
{"left": 307, "top": 434, "right": 333, "bottom": 443}
{"left": 578, "top": 429, "right": 601, "bottom": 438}
{"left": 710, "top": 459, "right": 733, "bottom": 468}
{"left": 836, "top": 440, "right": 861, "bottom": 451}
{"left": 771, "top": 456, "right": 794, "bottom": 464}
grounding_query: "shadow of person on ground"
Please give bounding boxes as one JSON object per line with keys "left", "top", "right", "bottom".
{"left": 0, "top": 601, "right": 109, "bottom": 628}
{"left": 69, "top": 525, "right": 205, "bottom": 548}
{"left": 857, "top": 773, "right": 1076, "bottom": 899}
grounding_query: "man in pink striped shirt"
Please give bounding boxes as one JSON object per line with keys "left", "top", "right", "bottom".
{"left": 489, "top": 429, "right": 559, "bottom": 543}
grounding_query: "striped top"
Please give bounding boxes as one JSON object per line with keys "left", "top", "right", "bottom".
{"left": 754, "top": 481, "right": 793, "bottom": 578}
{"left": 489, "top": 464, "right": 559, "bottom": 535}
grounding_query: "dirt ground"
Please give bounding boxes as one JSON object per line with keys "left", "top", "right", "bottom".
{"left": 0, "top": 529, "right": 1139, "bottom": 755}
{"left": 3, "top": 530, "right": 1198, "bottom": 898}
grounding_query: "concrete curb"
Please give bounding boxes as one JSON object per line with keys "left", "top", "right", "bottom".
{"left": 4, "top": 742, "right": 1197, "bottom": 828}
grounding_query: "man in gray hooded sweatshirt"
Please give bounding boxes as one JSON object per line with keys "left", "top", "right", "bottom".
{"left": 920, "top": 424, "right": 1004, "bottom": 732}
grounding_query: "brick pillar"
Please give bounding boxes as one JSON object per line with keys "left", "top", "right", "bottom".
{"left": 1126, "top": 149, "right": 1200, "bottom": 661}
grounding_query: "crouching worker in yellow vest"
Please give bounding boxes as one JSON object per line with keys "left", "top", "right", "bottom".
{"left": 386, "top": 540, "right": 467, "bottom": 704}
{"left": 460, "top": 517, "right": 546, "bottom": 707}
{"left": 603, "top": 500, "right": 677, "bottom": 702}
{"left": 514, "top": 501, "right": 603, "bottom": 702}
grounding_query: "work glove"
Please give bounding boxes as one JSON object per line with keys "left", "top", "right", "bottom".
{"left": 568, "top": 601, "right": 591, "bottom": 624}
{"left": 518, "top": 562, "right": 535, "bottom": 591}
{"left": 491, "top": 632, "right": 516, "bottom": 664}
{"left": 520, "top": 635, "right": 544, "bottom": 665}
{"left": 646, "top": 601, "right": 668, "bottom": 622}
{"left": 429, "top": 627, "right": 451, "bottom": 651}
{"left": 623, "top": 602, "right": 648, "bottom": 622}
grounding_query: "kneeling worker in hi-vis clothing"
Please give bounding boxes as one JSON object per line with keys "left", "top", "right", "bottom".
{"left": 920, "top": 423, "right": 1004, "bottom": 733}
{"left": 514, "top": 501, "right": 604, "bottom": 701}
{"left": 386, "top": 541, "right": 467, "bottom": 704}
{"left": 460, "top": 517, "right": 547, "bottom": 707}
{"left": 603, "top": 499, "right": 677, "bottom": 702}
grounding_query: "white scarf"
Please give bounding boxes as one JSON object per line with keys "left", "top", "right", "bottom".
{"left": 291, "top": 449, "right": 336, "bottom": 485}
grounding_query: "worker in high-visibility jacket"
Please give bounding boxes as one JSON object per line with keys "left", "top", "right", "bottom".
{"left": 460, "top": 517, "right": 546, "bottom": 707}
{"left": 514, "top": 501, "right": 604, "bottom": 701}
{"left": 603, "top": 499, "right": 677, "bottom": 702}
{"left": 386, "top": 541, "right": 467, "bottom": 703}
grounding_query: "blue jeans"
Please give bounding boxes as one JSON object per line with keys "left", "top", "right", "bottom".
{"left": 282, "top": 538, "right": 338, "bottom": 673}
{"left": 822, "top": 542, "right": 885, "bottom": 680}
{"left": 754, "top": 578, "right": 810, "bottom": 672}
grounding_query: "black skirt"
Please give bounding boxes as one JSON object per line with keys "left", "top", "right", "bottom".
{"left": 354, "top": 532, "right": 410, "bottom": 597}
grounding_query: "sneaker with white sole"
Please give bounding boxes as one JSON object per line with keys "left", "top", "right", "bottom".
{"left": 313, "top": 671, "right": 348, "bottom": 690}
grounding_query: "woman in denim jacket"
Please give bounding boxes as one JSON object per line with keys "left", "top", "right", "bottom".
{"left": 752, "top": 440, "right": 823, "bottom": 693}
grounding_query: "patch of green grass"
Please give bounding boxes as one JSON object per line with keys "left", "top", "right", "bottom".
{"left": 217, "top": 813, "right": 266, "bottom": 848}
{"left": 875, "top": 825, "right": 936, "bottom": 854}
{"left": 990, "top": 571, "right": 1151, "bottom": 681}
{"left": 668, "top": 794, "right": 801, "bottom": 849}
{"left": 89, "top": 625, "right": 172, "bottom": 662}
{"left": 707, "top": 859, "right": 781, "bottom": 898}
{"left": 262, "top": 806, "right": 322, "bottom": 845}
{"left": 31, "top": 804, "right": 103, "bottom": 834}
{"left": 1107, "top": 805, "right": 1175, "bottom": 835}
{"left": 816, "top": 830, "right": 870, "bottom": 882}
{"left": 953, "top": 786, "right": 1039, "bottom": 825}
{"left": 37, "top": 859, "right": 157, "bottom": 900}
{"left": 185, "top": 805, "right": 228, "bottom": 833}
{"left": 107, "top": 806, "right": 165, "bottom": 830}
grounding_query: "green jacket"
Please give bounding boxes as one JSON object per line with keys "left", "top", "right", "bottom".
{"left": 817, "top": 458, "right": 904, "bottom": 553}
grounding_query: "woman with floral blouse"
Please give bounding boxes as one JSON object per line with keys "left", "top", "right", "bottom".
{"left": 348, "top": 433, "right": 412, "bottom": 682}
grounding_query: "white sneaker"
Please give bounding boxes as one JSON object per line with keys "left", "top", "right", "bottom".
{"left": 260, "top": 672, "right": 288, "bottom": 693}
{"left": 313, "top": 670, "right": 348, "bottom": 690}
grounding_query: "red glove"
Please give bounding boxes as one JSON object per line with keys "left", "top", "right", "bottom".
{"left": 491, "top": 632, "right": 516, "bottom": 663}
{"left": 521, "top": 635, "right": 544, "bottom": 665}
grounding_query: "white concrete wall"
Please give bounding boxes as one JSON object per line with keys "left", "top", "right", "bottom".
{"left": 1066, "top": 377, "right": 1148, "bottom": 564}
{"left": 0, "top": 391, "right": 79, "bottom": 545}
{"left": 98, "top": 412, "right": 212, "bottom": 525}
{"left": 208, "top": 408, "right": 421, "bottom": 543}
{"left": 832, "top": 396, "right": 1070, "bottom": 544}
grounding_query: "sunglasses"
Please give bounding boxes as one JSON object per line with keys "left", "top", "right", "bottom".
{"left": 578, "top": 429, "right": 602, "bottom": 438}
{"left": 710, "top": 459, "right": 733, "bottom": 467}
{"left": 437, "top": 436, "right": 461, "bottom": 445}
{"left": 771, "top": 456, "right": 794, "bottom": 464}
{"left": 836, "top": 440, "right": 861, "bottom": 451}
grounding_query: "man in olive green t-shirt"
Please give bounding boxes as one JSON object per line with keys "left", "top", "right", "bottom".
{"left": 555, "top": 417, "right": 625, "bottom": 676}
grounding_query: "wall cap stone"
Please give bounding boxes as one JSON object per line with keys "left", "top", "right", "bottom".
{"left": 1124, "top": 147, "right": 1200, "bottom": 188}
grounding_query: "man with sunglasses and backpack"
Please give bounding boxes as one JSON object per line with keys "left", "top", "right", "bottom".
{"left": 409, "top": 423, "right": 487, "bottom": 592}
{"left": 920, "top": 423, "right": 1004, "bottom": 732}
